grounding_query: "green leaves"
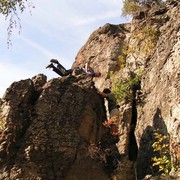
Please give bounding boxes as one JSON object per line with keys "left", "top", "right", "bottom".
{"left": 122, "top": 0, "right": 164, "bottom": 16}
{"left": 0, "top": 0, "right": 25, "bottom": 16}
{"left": 122, "top": 0, "right": 140, "bottom": 16}
{"left": 111, "top": 72, "right": 141, "bottom": 103}
{"left": 0, "top": 0, "right": 34, "bottom": 46}
{"left": 151, "top": 129, "right": 171, "bottom": 175}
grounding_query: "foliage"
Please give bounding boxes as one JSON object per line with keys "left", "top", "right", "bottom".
{"left": 118, "top": 55, "right": 126, "bottom": 69}
{"left": 0, "top": 0, "right": 34, "bottom": 46}
{"left": 0, "top": 0, "right": 26, "bottom": 16}
{"left": 151, "top": 129, "right": 171, "bottom": 175}
{"left": 117, "top": 44, "right": 128, "bottom": 69}
{"left": 122, "top": 0, "right": 140, "bottom": 16}
{"left": 122, "top": 0, "right": 163, "bottom": 16}
{"left": 111, "top": 72, "right": 141, "bottom": 103}
{"left": 122, "top": 0, "right": 161, "bottom": 57}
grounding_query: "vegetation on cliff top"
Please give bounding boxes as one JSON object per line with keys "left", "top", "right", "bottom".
{"left": 122, "top": 0, "right": 164, "bottom": 16}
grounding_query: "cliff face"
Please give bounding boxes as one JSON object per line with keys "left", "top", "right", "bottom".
{"left": 73, "top": 0, "right": 180, "bottom": 179}
{"left": 0, "top": 75, "right": 111, "bottom": 179}
{"left": 72, "top": 23, "right": 131, "bottom": 89}
{"left": 0, "top": 0, "right": 179, "bottom": 179}
{"left": 134, "top": 1, "right": 180, "bottom": 178}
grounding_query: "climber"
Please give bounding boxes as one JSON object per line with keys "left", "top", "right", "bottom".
{"left": 82, "top": 61, "right": 94, "bottom": 76}
{"left": 82, "top": 61, "right": 101, "bottom": 77}
{"left": 46, "top": 59, "right": 73, "bottom": 77}
{"left": 98, "top": 88, "right": 120, "bottom": 136}
{"left": 46, "top": 59, "right": 101, "bottom": 77}
{"left": 72, "top": 61, "right": 101, "bottom": 77}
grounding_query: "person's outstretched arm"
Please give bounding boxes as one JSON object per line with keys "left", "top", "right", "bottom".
{"left": 84, "top": 63, "right": 89, "bottom": 73}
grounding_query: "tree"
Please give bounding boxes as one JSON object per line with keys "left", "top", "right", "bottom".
{"left": 0, "top": 0, "right": 34, "bottom": 46}
{"left": 122, "top": 0, "right": 163, "bottom": 16}
{"left": 122, "top": 0, "right": 140, "bottom": 16}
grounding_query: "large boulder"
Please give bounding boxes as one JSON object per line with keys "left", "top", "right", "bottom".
{"left": 0, "top": 74, "right": 110, "bottom": 179}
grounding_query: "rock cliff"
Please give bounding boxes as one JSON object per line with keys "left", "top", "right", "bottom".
{"left": 0, "top": 74, "right": 114, "bottom": 179}
{"left": 0, "top": 0, "right": 179, "bottom": 179}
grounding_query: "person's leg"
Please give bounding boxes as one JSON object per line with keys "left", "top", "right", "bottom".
{"left": 57, "top": 63, "right": 66, "bottom": 72}
{"left": 65, "top": 69, "right": 73, "bottom": 75}
{"left": 46, "top": 63, "right": 66, "bottom": 76}
{"left": 53, "top": 66, "right": 66, "bottom": 76}
{"left": 50, "top": 59, "right": 70, "bottom": 75}
{"left": 56, "top": 63, "right": 73, "bottom": 76}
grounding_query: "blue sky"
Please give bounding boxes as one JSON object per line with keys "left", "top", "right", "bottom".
{"left": 0, "top": 0, "right": 130, "bottom": 98}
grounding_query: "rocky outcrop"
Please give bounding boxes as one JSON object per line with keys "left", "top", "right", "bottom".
{"left": 133, "top": 1, "right": 180, "bottom": 179}
{"left": 0, "top": 74, "right": 114, "bottom": 179}
{"left": 0, "top": 0, "right": 179, "bottom": 179}
{"left": 73, "top": 0, "right": 180, "bottom": 179}
{"left": 72, "top": 23, "right": 131, "bottom": 89}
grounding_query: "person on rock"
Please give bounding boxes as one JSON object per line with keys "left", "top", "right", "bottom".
{"left": 82, "top": 61, "right": 95, "bottom": 76}
{"left": 46, "top": 59, "right": 101, "bottom": 77}
{"left": 46, "top": 59, "right": 73, "bottom": 77}
{"left": 98, "top": 88, "right": 120, "bottom": 136}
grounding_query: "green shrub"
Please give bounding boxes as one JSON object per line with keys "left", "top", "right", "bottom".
{"left": 111, "top": 72, "right": 141, "bottom": 103}
{"left": 117, "top": 45, "right": 128, "bottom": 69}
{"left": 122, "top": 0, "right": 164, "bottom": 16}
{"left": 152, "top": 129, "right": 171, "bottom": 175}
{"left": 118, "top": 55, "right": 126, "bottom": 69}
{"left": 122, "top": 0, "right": 140, "bottom": 16}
